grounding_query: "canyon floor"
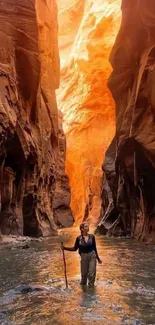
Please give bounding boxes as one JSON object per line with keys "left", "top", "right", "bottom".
{"left": 0, "top": 229, "right": 155, "bottom": 325}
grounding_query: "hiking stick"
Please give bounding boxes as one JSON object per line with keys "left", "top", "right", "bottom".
{"left": 61, "top": 242, "right": 68, "bottom": 289}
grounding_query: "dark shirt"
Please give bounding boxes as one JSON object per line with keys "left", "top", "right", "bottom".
{"left": 64, "top": 234, "right": 100, "bottom": 260}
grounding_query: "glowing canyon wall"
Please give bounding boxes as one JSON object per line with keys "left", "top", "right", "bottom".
{"left": 57, "top": 0, "right": 121, "bottom": 223}
{"left": 98, "top": 0, "right": 155, "bottom": 242}
{"left": 0, "top": 0, "right": 73, "bottom": 236}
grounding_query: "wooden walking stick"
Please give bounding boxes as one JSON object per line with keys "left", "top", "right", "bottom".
{"left": 61, "top": 242, "right": 68, "bottom": 289}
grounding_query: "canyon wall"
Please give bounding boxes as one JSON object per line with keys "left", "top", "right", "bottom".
{"left": 98, "top": 0, "right": 155, "bottom": 242}
{"left": 57, "top": 0, "right": 121, "bottom": 224}
{"left": 0, "top": 0, "right": 73, "bottom": 237}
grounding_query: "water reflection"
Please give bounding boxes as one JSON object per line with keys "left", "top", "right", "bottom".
{"left": 0, "top": 230, "right": 155, "bottom": 324}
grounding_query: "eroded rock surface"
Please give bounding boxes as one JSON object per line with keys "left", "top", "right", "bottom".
{"left": 53, "top": 111, "right": 73, "bottom": 228}
{"left": 57, "top": 0, "right": 121, "bottom": 223}
{"left": 98, "top": 0, "right": 155, "bottom": 242}
{"left": 0, "top": 0, "right": 72, "bottom": 237}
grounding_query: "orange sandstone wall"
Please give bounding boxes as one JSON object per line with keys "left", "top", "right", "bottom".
{"left": 57, "top": 0, "right": 121, "bottom": 224}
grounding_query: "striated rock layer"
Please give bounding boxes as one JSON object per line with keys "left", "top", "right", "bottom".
{"left": 53, "top": 110, "right": 73, "bottom": 228}
{"left": 0, "top": 0, "right": 73, "bottom": 237}
{"left": 98, "top": 0, "right": 155, "bottom": 242}
{"left": 57, "top": 0, "right": 121, "bottom": 224}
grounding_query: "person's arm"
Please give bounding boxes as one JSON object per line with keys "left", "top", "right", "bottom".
{"left": 93, "top": 235, "right": 102, "bottom": 264}
{"left": 63, "top": 237, "right": 79, "bottom": 252}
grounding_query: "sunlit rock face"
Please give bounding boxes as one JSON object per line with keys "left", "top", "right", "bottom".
{"left": 98, "top": 0, "right": 155, "bottom": 242}
{"left": 0, "top": 0, "right": 73, "bottom": 236}
{"left": 57, "top": 0, "right": 121, "bottom": 223}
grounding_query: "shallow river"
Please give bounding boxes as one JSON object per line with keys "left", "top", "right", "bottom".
{"left": 0, "top": 229, "right": 155, "bottom": 325}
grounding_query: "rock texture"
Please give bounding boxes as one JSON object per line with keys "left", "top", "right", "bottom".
{"left": 98, "top": 0, "right": 155, "bottom": 242}
{"left": 0, "top": 0, "right": 73, "bottom": 237}
{"left": 57, "top": 0, "right": 121, "bottom": 224}
{"left": 53, "top": 111, "right": 73, "bottom": 228}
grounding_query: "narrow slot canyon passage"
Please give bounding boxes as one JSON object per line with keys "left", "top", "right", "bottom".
{"left": 1, "top": 1, "right": 155, "bottom": 325}
{"left": 57, "top": 0, "right": 121, "bottom": 225}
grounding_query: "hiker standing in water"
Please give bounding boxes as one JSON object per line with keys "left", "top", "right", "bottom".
{"left": 61, "top": 222, "right": 102, "bottom": 287}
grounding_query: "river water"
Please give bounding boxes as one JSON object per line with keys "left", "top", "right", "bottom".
{"left": 0, "top": 229, "right": 155, "bottom": 325}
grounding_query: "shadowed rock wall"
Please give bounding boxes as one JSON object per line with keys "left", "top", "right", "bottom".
{"left": 0, "top": 0, "right": 73, "bottom": 237}
{"left": 53, "top": 111, "right": 73, "bottom": 228}
{"left": 98, "top": 0, "right": 155, "bottom": 242}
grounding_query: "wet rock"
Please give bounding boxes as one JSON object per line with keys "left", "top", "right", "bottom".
{"left": 21, "top": 244, "right": 30, "bottom": 249}
{"left": 100, "top": 0, "right": 155, "bottom": 243}
{"left": 14, "top": 284, "right": 50, "bottom": 294}
{"left": 0, "top": 0, "right": 72, "bottom": 237}
{"left": 21, "top": 287, "right": 33, "bottom": 294}
{"left": 113, "top": 305, "right": 122, "bottom": 313}
{"left": 10, "top": 244, "right": 30, "bottom": 250}
{"left": 95, "top": 223, "right": 107, "bottom": 235}
{"left": 130, "top": 320, "right": 142, "bottom": 325}
{"left": 2, "top": 234, "right": 43, "bottom": 247}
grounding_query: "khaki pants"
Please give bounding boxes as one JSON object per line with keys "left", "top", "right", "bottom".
{"left": 80, "top": 251, "right": 97, "bottom": 287}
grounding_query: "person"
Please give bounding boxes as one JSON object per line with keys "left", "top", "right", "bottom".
{"left": 61, "top": 222, "right": 102, "bottom": 287}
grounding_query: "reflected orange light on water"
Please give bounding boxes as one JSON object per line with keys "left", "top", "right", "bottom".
{"left": 4, "top": 231, "right": 153, "bottom": 324}
{"left": 35, "top": 230, "right": 136, "bottom": 323}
